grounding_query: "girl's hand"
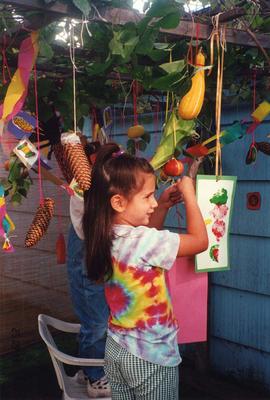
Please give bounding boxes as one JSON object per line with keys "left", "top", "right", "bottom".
{"left": 158, "top": 183, "right": 183, "bottom": 210}
{"left": 176, "top": 176, "right": 196, "bottom": 202}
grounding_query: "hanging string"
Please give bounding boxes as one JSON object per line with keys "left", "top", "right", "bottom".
{"left": 33, "top": 63, "right": 44, "bottom": 205}
{"left": 186, "top": 13, "right": 195, "bottom": 66}
{"left": 195, "top": 23, "right": 200, "bottom": 57}
{"left": 210, "top": 15, "right": 226, "bottom": 179}
{"left": 165, "top": 49, "right": 173, "bottom": 123}
{"left": 1, "top": 34, "right": 11, "bottom": 85}
{"left": 133, "top": 80, "right": 138, "bottom": 126}
{"left": 153, "top": 101, "right": 160, "bottom": 148}
{"left": 69, "top": 24, "right": 77, "bottom": 134}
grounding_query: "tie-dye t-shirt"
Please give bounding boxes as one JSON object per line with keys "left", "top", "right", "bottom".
{"left": 105, "top": 224, "right": 181, "bottom": 367}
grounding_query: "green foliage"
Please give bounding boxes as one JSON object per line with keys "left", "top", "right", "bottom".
{"left": 72, "top": 0, "right": 91, "bottom": 16}
{"left": 1, "top": 156, "right": 33, "bottom": 206}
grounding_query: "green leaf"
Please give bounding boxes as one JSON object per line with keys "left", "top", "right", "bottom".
{"left": 135, "top": 27, "right": 158, "bottom": 55}
{"left": 151, "top": 71, "right": 186, "bottom": 90}
{"left": 86, "top": 59, "right": 112, "bottom": 76}
{"left": 141, "top": 132, "right": 151, "bottom": 143}
{"left": 153, "top": 13, "right": 180, "bottom": 29}
{"left": 18, "top": 188, "right": 28, "bottom": 198}
{"left": 137, "top": 140, "right": 147, "bottom": 151}
{"left": 72, "top": 0, "right": 91, "bottom": 16}
{"left": 147, "top": 3, "right": 177, "bottom": 18}
{"left": 159, "top": 59, "right": 185, "bottom": 74}
{"left": 11, "top": 192, "right": 22, "bottom": 206}
{"left": 80, "top": 103, "right": 90, "bottom": 116}
{"left": 154, "top": 43, "right": 171, "bottom": 50}
{"left": 38, "top": 40, "right": 53, "bottom": 60}
{"left": 150, "top": 111, "right": 195, "bottom": 170}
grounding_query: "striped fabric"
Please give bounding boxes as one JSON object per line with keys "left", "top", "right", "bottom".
{"left": 104, "top": 336, "right": 179, "bottom": 400}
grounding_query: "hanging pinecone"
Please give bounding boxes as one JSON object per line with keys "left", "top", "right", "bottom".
{"left": 256, "top": 141, "right": 270, "bottom": 155}
{"left": 25, "top": 198, "right": 55, "bottom": 247}
{"left": 52, "top": 143, "right": 73, "bottom": 184}
{"left": 61, "top": 132, "right": 91, "bottom": 191}
{"left": 64, "top": 143, "right": 92, "bottom": 190}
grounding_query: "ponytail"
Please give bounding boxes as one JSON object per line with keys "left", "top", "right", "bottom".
{"left": 83, "top": 142, "right": 154, "bottom": 282}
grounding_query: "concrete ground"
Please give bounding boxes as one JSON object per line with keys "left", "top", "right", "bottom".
{"left": 1, "top": 359, "right": 269, "bottom": 400}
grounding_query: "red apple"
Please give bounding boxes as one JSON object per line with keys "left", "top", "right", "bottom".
{"left": 4, "top": 160, "right": 10, "bottom": 171}
{"left": 163, "top": 158, "right": 184, "bottom": 177}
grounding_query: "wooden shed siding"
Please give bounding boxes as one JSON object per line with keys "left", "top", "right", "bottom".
{"left": 209, "top": 105, "right": 270, "bottom": 390}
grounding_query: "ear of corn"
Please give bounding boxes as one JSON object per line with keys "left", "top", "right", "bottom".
{"left": 178, "top": 50, "right": 205, "bottom": 120}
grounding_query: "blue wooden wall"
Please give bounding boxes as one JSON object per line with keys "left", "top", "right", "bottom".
{"left": 209, "top": 105, "right": 270, "bottom": 391}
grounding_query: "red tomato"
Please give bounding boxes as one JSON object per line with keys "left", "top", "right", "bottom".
{"left": 163, "top": 158, "right": 184, "bottom": 177}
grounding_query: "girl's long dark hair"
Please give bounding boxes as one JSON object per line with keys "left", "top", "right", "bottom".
{"left": 83, "top": 142, "right": 154, "bottom": 283}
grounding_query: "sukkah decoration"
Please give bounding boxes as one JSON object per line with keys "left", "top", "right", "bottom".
{"left": 0, "top": 185, "right": 15, "bottom": 252}
{"left": 127, "top": 80, "right": 145, "bottom": 139}
{"left": 56, "top": 233, "right": 66, "bottom": 264}
{"left": 61, "top": 132, "right": 91, "bottom": 191}
{"left": 195, "top": 15, "right": 237, "bottom": 273}
{"left": 7, "top": 111, "right": 37, "bottom": 139}
{"left": 0, "top": 32, "right": 39, "bottom": 134}
{"left": 25, "top": 198, "right": 54, "bottom": 247}
{"left": 150, "top": 110, "right": 195, "bottom": 170}
{"left": 52, "top": 142, "right": 73, "bottom": 184}
{"left": 196, "top": 176, "right": 236, "bottom": 272}
{"left": 178, "top": 48, "right": 206, "bottom": 120}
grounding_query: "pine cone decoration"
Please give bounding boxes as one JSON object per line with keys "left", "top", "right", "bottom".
{"left": 64, "top": 143, "right": 92, "bottom": 190}
{"left": 52, "top": 143, "right": 73, "bottom": 184}
{"left": 25, "top": 198, "right": 55, "bottom": 248}
{"left": 256, "top": 141, "right": 270, "bottom": 155}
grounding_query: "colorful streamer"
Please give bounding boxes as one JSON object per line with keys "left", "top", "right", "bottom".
{"left": 0, "top": 32, "right": 39, "bottom": 131}
{"left": 0, "top": 185, "right": 15, "bottom": 252}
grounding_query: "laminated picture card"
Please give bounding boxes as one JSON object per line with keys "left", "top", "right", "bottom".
{"left": 195, "top": 175, "right": 237, "bottom": 273}
{"left": 13, "top": 137, "right": 38, "bottom": 169}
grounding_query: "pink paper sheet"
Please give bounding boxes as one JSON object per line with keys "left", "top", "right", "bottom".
{"left": 167, "top": 257, "right": 208, "bottom": 344}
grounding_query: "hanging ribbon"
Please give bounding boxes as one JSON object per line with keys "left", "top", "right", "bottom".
{"left": 165, "top": 50, "right": 173, "bottom": 123}
{"left": 33, "top": 63, "right": 44, "bottom": 205}
{"left": 1, "top": 34, "right": 12, "bottom": 85}
{"left": 0, "top": 32, "right": 39, "bottom": 133}
{"left": 0, "top": 185, "right": 15, "bottom": 252}
{"left": 208, "top": 15, "right": 226, "bottom": 178}
{"left": 132, "top": 80, "right": 138, "bottom": 126}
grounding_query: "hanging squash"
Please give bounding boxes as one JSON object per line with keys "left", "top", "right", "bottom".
{"left": 178, "top": 49, "right": 205, "bottom": 120}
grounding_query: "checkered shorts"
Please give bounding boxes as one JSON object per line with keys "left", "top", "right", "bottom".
{"left": 104, "top": 336, "right": 179, "bottom": 400}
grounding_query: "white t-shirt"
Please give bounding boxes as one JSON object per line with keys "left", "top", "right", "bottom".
{"left": 70, "top": 196, "right": 84, "bottom": 239}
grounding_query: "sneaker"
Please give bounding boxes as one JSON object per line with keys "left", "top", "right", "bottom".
{"left": 87, "top": 376, "right": 111, "bottom": 398}
{"left": 74, "top": 369, "right": 88, "bottom": 385}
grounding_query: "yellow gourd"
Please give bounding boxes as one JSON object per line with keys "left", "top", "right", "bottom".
{"left": 178, "top": 50, "right": 205, "bottom": 120}
{"left": 127, "top": 125, "right": 145, "bottom": 138}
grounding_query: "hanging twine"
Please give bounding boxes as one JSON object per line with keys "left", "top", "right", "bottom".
{"left": 69, "top": 24, "right": 77, "bottom": 134}
{"left": 33, "top": 63, "right": 44, "bottom": 204}
{"left": 165, "top": 49, "right": 173, "bottom": 123}
{"left": 209, "top": 14, "right": 226, "bottom": 179}
{"left": 1, "top": 34, "right": 11, "bottom": 85}
{"left": 133, "top": 80, "right": 138, "bottom": 126}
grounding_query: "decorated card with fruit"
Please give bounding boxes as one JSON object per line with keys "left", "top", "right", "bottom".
{"left": 195, "top": 175, "right": 237, "bottom": 272}
{"left": 13, "top": 137, "right": 38, "bottom": 169}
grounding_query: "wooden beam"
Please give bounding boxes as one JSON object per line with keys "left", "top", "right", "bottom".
{"left": 2, "top": 0, "right": 270, "bottom": 49}
{"left": 101, "top": 8, "right": 270, "bottom": 50}
{"left": 1, "top": 0, "right": 80, "bottom": 16}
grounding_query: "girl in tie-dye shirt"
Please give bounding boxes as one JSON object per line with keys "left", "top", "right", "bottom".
{"left": 83, "top": 143, "right": 208, "bottom": 399}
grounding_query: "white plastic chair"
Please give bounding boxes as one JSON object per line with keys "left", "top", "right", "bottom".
{"left": 38, "top": 314, "right": 111, "bottom": 400}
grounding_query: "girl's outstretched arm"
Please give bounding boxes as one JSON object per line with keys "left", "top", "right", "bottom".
{"left": 177, "top": 176, "right": 208, "bottom": 257}
{"left": 148, "top": 183, "right": 182, "bottom": 230}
